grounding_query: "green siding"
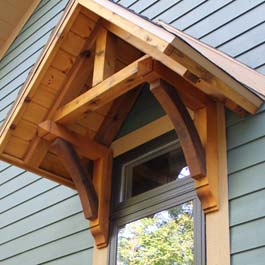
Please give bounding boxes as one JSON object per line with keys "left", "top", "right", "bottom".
{"left": 0, "top": 1, "right": 93, "bottom": 264}
{"left": 227, "top": 107, "right": 265, "bottom": 262}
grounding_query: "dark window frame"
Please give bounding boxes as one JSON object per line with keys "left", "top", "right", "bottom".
{"left": 109, "top": 133, "right": 205, "bottom": 265}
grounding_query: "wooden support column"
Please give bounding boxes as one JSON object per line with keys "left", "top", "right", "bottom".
{"left": 206, "top": 102, "right": 230, "bottom": 264}
{"left": 194, "top": 101, "right": 219, "bottom": 213}
{"left": 150, "top": 79, "right": 205, "bottom": 179}
{"left": 52, "top": 138, "right": 98, "bottom": 219}
{"left": 90, "top": 150, "right": 113, "bottom": 248}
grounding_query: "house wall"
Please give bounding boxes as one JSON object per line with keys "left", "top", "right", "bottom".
{"left": 0, "top": 0, "right": 265, "bottom": 264}
{"left": 0, "top": 1, "right": 93, "bottom": 264}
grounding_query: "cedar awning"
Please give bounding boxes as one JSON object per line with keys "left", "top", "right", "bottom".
{"left": 0, "top": 0, "right": 264, "bottom": 248}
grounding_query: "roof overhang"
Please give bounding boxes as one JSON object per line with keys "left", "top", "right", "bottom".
{"left": 0, "top": 0, "right": 40, "bottom": 60}
{"left": 0, "top": 0, "right": 264, "bottom": 247}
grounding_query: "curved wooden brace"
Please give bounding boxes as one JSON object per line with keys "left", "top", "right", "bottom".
{"left": 52, "top": 138, "right": 98, "bottom": 219}
{"left": 150, "top": 79, "right": 206, "bottom": 179}
{"left": 51, "top": 137, "right": 113, "bottom": 247}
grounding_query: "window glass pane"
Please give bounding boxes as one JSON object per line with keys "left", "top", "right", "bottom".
{"left": 128, "top": 146, "right": 189, "bottom": 197}
{"left": 117, "top": 201, "right": 194, "bottom": 265}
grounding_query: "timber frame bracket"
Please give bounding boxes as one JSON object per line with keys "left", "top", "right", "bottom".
{"left": 38, "top": 120, "right": 113, "bottom": 248}
{"left": 150, "top": 79, "right": 219, "bottom": 213}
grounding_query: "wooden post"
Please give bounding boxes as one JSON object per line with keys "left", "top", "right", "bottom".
{"left": 194, "top": 101, "right": 219, "bottom": 213}
{"left": 205, "top": 103, "right": 230, "bottom": 264}
{"left": 150, "top": 79, "right": 206, "bottom": 179}
{"left": 90, "top": 150, "right": 113, "bottom": 248}
{"left": 92, "top": 27, "right": 116, "bottom": 86}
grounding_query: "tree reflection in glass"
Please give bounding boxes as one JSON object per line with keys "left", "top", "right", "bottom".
{"left": 117, "top": 201, "right": 194, "bottom": 265}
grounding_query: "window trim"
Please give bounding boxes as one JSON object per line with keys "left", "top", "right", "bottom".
{"left": 92, "top": 106, "right": 230, "bottom": 265}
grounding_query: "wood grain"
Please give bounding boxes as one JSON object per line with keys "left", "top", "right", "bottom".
{"left": 150, "top": 79, "right": 205, "bottom": 179}
{"left": 52, "top": 138, "right": 98, "bottom": 220}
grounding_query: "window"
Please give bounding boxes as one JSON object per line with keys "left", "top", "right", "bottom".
{"left": 109, "top": 133, "right": 205, "bottom": 265}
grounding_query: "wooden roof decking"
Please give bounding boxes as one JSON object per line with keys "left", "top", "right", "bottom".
{"left": 0, "top": 0, "right": 40, "bottom": 60}
{"left": 0, "top": 0, "right": 264, "bottom": 186}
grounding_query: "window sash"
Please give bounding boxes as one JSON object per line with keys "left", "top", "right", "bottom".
{"left": 109, "top": 137, "right": 205, "bottom": 265}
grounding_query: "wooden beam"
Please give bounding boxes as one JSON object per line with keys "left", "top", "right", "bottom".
{"left": 98, "top": 5, "right": 260, "bottom": 114}
{"left": 111, "top": 115, "right": 174, "bottom": 157}
{"left": 90, "top": 150, "right": 113, "bottom": 248}
{"left": 92, "top": 27, "right": 116, "bottom": 86}
{"left": 103, "top": 20, "right": 188, "bottom": 76}
{"left": 150, "top": 79, "right": 205, "bottom": 179}
{"left": 206, "top": 102, "right": 230, "bottom": 265}
{"left": 150, "top": 61, "right": 210, "bottom": 110}
{"left": 79, "top": 0, "right": 173, "bottom": 53}
{"left": 52, "top": 138, "right": 98, "bottom": 219}
{"left": 95, "top": 85, "right": 143, "bottom": 146}
{"left": 38, "top": 120, "right": 109, "bottom": 160}
{"left": 53, "top": 55, "right": 153, "bottom": 124}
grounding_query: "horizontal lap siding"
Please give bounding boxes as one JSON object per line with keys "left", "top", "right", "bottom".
{"left": 227, "top": 109, "right": 265, "bottom": 264}
{"left": 0, "top": 0, "right": 93, "bottom": 264}
{"left": 115, "top": 1, "right": 265, "bottom": 264}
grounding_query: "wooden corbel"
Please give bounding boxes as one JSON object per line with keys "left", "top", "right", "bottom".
{"left": 150, "top": 79, "right": 206, "bottom": 179}
{"left": 38, "top": 121, "right": 113, "bottom": 248}
{"left": 52, "top": 138, "right": 99, "bottom": 219}
{"left": 150, "top": 79, "right": 219, "bottom": 213}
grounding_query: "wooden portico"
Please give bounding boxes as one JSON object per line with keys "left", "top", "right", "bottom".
{"left": 0, "top": 0, "right": 264, "bottom": 252}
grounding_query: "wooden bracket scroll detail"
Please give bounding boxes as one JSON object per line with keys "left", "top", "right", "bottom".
{"left": 150, "top": 79, "right": 206, "bottom": 179}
